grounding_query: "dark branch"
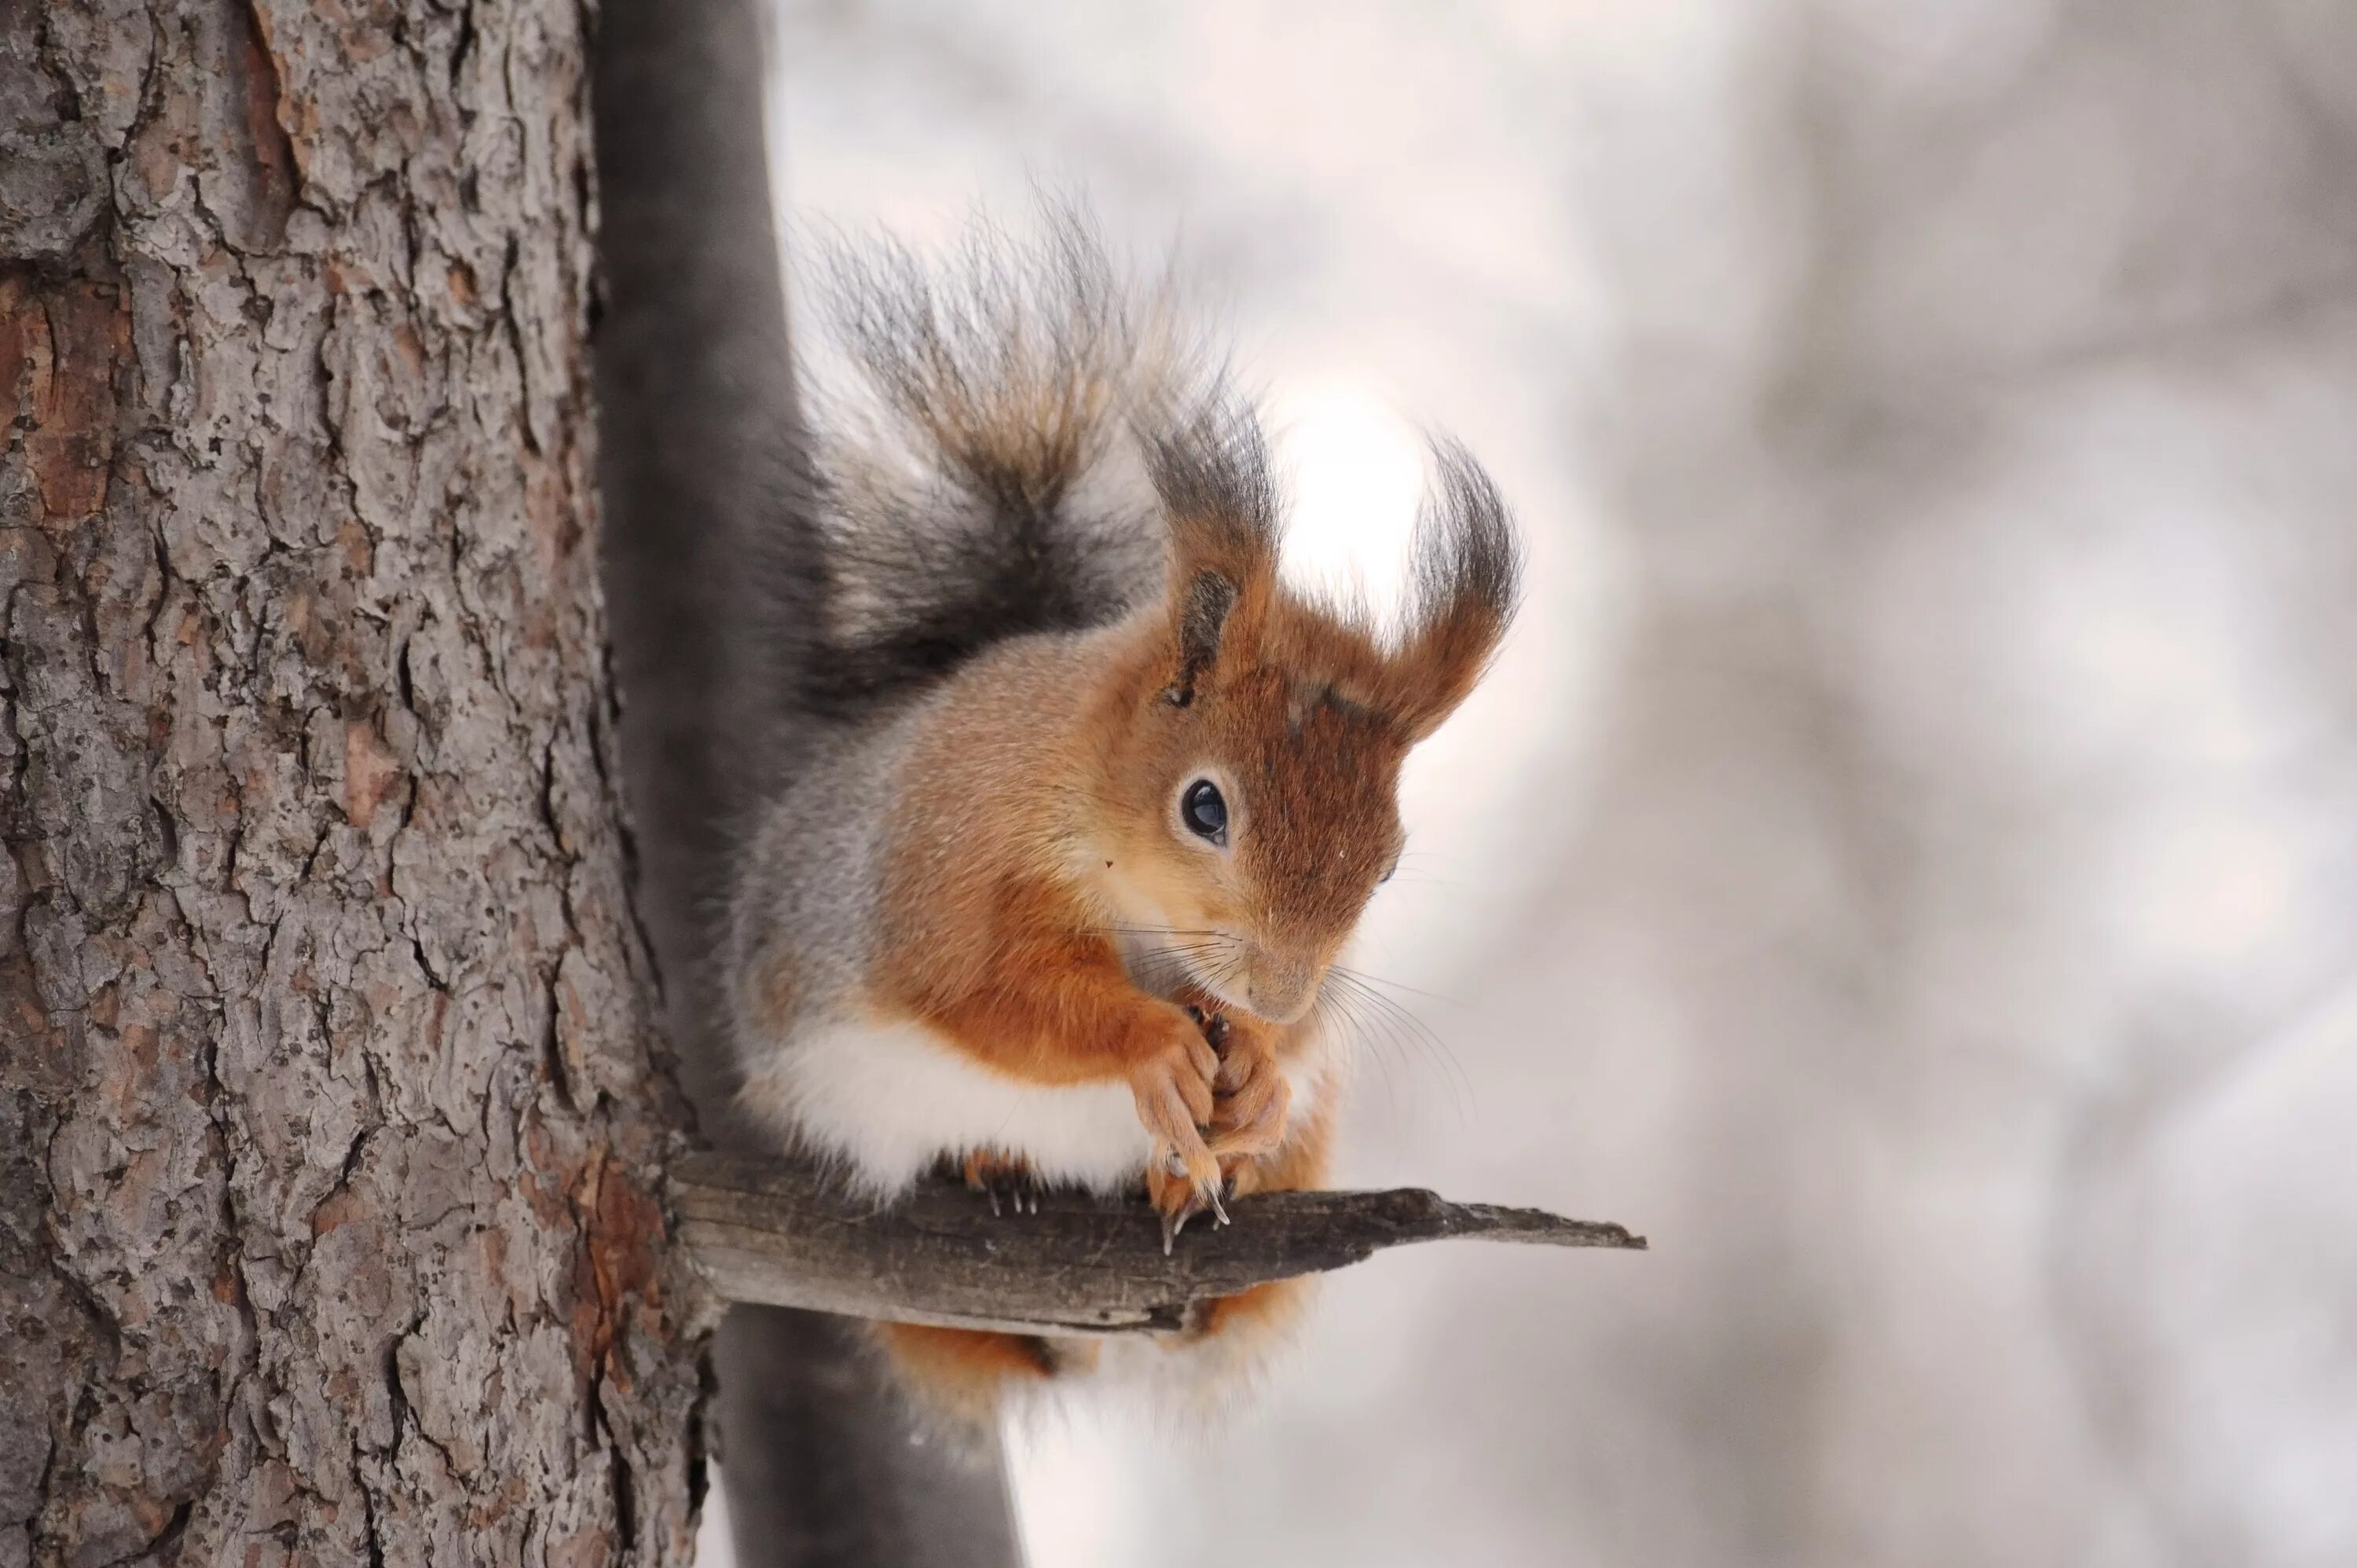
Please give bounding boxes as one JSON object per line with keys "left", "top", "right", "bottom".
{"left": 673, "top": 1152, "right": 1647, "bottom": 1335}
{"left": 592, "top": 2, "right": 1026, "bottom": 1560}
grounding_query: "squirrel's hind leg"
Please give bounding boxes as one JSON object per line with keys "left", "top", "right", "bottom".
{"left": 872, "top": 1321, "right": 1090, "bottom": 1430}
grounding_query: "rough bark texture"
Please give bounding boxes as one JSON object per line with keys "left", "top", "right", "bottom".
{"left": 673, "top": 1155, "right": 1647, "bottom": 1335}
{"left": 587, "top": 1, "right": 1027, "bottom": 1561}
{"left": 1, "top": 2, "right": 704, "bottom": 1564}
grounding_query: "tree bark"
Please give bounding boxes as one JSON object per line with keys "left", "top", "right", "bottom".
{"left": 2, "top": 2, "right": 702, "bottom": 1564}
{"left": 587, "top": 1, "right": 1026, "bottom": 1563}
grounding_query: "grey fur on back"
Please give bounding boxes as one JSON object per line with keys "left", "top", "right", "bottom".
{"left": 772, "top": 207, "right": 1209, "bottom": 723}
{"left": 728, "top": 705, "right": 926, "bottom": 1045}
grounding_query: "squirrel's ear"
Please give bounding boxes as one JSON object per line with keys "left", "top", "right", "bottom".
{"left": 1143, "top": 397, "right": 1281, "bottom": 705}
{"left": 1381, "top": 440, "right": 1521, "bottom": 741}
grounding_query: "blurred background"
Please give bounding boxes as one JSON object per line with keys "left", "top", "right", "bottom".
{"left": 712, "top": 2, "right": 2357, "bottom": 1563}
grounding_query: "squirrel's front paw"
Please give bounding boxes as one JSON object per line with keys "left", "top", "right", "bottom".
{"left": 1204, "top": 1013, "right": 1292, "bottom": 1163}
{"left": 1128, "top": 1018, "right": 1225, "bottom": 1251}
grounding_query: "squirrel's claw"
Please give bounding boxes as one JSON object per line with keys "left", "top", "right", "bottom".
{"left": 1155, "top": 1180, "right": 1225, "bottom": 1254}
{"left": 962, "top": 1149, "right": 1043, "bottom": 1216}
{"left": 988, "top": 1178, "right": 1038, "bottom": 1216}
{"left": 1146, "top": 1145, "right": 1227, "bottom": 1251}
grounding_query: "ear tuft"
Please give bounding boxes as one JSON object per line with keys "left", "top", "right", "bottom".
{"left": 1387, "top": 438, "right": 1523, "bottom": 738}
{"left": 1412, "top": 439, "right": 1519, "bottom": 628}
{"left": 1142, "top": 392, "right": 1282, "bottom": 697}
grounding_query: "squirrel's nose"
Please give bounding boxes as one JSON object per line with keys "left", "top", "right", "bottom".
{"left": 1245, "top": 958, "right": 1319, "bottom": 1024}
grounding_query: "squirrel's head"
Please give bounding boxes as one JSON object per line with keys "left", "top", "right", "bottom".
{"left": 1091, "top": 402, "right": 1520, "bottom": 1024}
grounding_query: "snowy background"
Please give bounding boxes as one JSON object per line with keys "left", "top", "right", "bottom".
{"left": 707, "top": 2, "right": 2357, "bottom": 1563}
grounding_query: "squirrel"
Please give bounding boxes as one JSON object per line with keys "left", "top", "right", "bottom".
{"left": 722, "top": 210, "right": 1520, "bottom": 1423}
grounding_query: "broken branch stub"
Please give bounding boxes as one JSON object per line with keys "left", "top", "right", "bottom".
{"left": 669, "top": 1151, "right": 1647, "bottom": 1336}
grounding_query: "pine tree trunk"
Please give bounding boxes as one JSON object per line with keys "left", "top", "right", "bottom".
{"left": 1, "top": 2, "right": 704, "bottom": 1564}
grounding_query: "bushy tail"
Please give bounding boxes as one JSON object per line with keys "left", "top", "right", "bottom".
{"left": 775, "top": 208, "right": 1210, "bottom": 720}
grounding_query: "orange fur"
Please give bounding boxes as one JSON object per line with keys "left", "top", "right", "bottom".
{"left": 856, "top": 471, "right": 1504, "bottom": 1225}
{"left": 739, "top": 222, "right": 1520, "bottom": 1428}
{"left": 879, "top": 862, "right": 1199, "bottom": 1085}
{"left": 872, "top": 1321, "right": 1062, "bottom": 1427}
{"left": 851, "top": 405, "right": 1510, "bottom": 1418}
{"left": 867, "top": 577, "right": 1428, "bottom": 1050}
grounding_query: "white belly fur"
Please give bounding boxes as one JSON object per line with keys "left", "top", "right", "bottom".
{"left": 772, "top": 1019, "right": 1149, "bottom": 1195}
{"left": 764, "top": 1017, "right": 1327, "bottom": 1198}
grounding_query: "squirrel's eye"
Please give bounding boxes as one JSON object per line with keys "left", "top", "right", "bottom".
{"left": 1181, "top": 779, "right": 1228, "bottom": 844}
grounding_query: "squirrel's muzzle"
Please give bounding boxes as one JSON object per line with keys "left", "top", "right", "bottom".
{"left": 1236, "top": 952, "right": 1321, "bottom": 1025}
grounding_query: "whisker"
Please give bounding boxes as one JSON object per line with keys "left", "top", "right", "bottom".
{"left": 1313, "top": 987, "right": 1409, "bottom": 1127}
{"left": 1327, "top": 963, "right": 1463, "bottom": 1008}
{"left": 1124, "top": 947, "right": 1226, "bottom": 980}
{"left": 1314, "top": 967, "right": 1474, "bottom": 1130}
{"left": 1116, "top": 932, "right": 1244, "bottom": 1002}
{"left": 1337, "top": 973, "right": 1469, "bottom": 1097}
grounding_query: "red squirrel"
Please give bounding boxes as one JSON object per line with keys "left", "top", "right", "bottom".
{"left": 724, "top": 212, "right": 1519, "bottom": 1421}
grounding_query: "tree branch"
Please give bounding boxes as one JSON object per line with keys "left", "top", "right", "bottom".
{"left": 673, "top": 1152, "right": 1647, "bottom": 1335}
